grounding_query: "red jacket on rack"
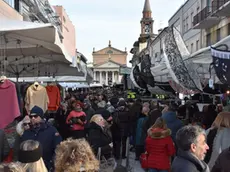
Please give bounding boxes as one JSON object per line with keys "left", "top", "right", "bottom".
{"left": 46, "top": 85, "right": 60, "bottom": 111}
{"left": 146, "top": 127, "right": 175, "bottom": 170}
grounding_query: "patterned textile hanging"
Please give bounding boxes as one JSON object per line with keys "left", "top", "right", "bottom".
{"left": 211, "top": 47, "right": 230, "bottom": 86}
{"left": 163, "top": 26, "right": 203, "bottom": 92}
{"left": 139, "top": 55, "right": 155, "bottom": 87}
{"left": 130, "top": 64, "right": 147, "bottom": 89}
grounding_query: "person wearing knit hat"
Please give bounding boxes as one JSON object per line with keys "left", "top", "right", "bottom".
{"left": 21, "top": 105, "right": 62, "bottom": 171}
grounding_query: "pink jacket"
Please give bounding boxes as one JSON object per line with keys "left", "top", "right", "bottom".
{"left": 66, "top": 111, "right": 87, "bottom": 131}
{"left": 0, "top": 80, "right": 20, "bottom": 129}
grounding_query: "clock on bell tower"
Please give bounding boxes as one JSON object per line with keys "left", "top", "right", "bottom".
{"left": 140, "top": 0, "right": 154, "bottom": 38}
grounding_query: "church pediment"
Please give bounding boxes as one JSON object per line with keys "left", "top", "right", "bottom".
{"left": 93, "top": 47, "right": 126, "bottom": 55}
{"left": 95, "top": 60, "right": 121, "bottom": 68}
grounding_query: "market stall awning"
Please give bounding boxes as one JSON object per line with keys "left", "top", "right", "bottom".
{"left": 0, "top": 19, "right": 72, "bottom": 63}
{"left": 0, "top": 19, "right": 74, "bottom": 78}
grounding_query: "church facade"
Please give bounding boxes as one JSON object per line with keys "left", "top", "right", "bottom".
{"left": 92, "top": 41, "right": 128, "bottom": 85}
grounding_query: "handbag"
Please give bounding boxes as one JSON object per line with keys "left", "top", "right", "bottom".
{"left": 140, "top": 152, "right": 148, "bottom": 169}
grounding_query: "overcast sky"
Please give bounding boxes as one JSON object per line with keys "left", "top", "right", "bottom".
{"left": 49, "top": 0, "right": 185, "bottom": 65}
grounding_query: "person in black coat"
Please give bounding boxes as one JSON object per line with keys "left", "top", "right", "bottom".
{"left": 88, "top": 115, "right": 112, "bottom": 159}
{"left": 111, "top": 100, "right": 130, "bottom": 159}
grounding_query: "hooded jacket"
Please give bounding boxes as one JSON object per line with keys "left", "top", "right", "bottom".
{"left": 162, "top": 111, "right": 183, "bottom": 142}
{"left": 146, "top": 128, "right": 175, "bottom": 170}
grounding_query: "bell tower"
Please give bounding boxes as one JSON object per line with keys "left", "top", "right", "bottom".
{"left": 140, "top": 0, "right": 154, "bottom": 38}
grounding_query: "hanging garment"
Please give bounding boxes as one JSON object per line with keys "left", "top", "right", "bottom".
{"left": 46, "top": 85, "right": 60, "bottom": 111}
{"left": 0, "top": 80, "right": 20, "bottom": 129}
{"left": 25, "top": 84, "right": 49, "bottom": 113}
{"left": 211, "top": 47, "right": 230, "bottom": 86}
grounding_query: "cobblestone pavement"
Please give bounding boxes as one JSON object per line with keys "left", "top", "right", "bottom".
{"left": 120, "top": 152, "right": 145, "bottom": 172}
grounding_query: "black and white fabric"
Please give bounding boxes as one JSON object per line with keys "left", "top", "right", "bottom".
{"left": 211, "top": 47, "right": 230, "bottom": 85}
{"left": 130, "top": 64, "right": 146, "bottom": 89}
{"left": 139, "top": 55, "right": 155, "bottom": 87}
{"left": 163, "top": 26, "right": 203, "bottom": 92}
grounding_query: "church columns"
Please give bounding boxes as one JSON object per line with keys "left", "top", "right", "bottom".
{"left": 99, "top": 71, "right": 102, "bottom": 84}
{"left": 105, "top": 71, "right": 108, "bottom": 85}
{"left": 93, "top": 71, "right": 96, "bottom": 81}
{"left": 112, "top": 71, "right": 115, "bottom": 84}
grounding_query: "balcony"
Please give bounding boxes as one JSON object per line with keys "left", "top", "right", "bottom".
{"left": 212, "top": 0, "right": 230, "bottom": 16}
{"left": 193, "top": 6, "right": 221, "bottom": 29}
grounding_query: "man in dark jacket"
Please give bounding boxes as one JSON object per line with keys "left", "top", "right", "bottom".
{"left": 211, "top": 147, "right": 230, "bottom": 172}
{"left": 20, "top": 106, "right": 62, "bottom": 171}
{"left": 111, "top": 100, "right": 130, "bottom": 159}
{"left": 171, "top": 125, "right": 210, "bottom": 172}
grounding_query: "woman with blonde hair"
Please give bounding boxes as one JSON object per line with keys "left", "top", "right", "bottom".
{"left": 55, "top": 138, "right": 99, "bottom": 172}
{"left": 205, "top": 112, "right": 230, "bottom": 170}
{"left": 88, "top": 115, "right": 113, "bottom": 157}
{"left": 18, "top": 140, "right": 47, "bottom": 172}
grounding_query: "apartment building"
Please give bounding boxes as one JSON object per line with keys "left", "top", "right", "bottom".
{"left": 0, "top": 0, "right": 22, "bottom": 20}
{"left": 0, "top": 0, "right": 76, "bottom": 57}
{"left": 168, "top": 0, "right": 202, "bottom": 54}
{"left": 53, "top": 6, "right": 76, "bottom": 57}
{"left": 168, "top": 0, "right": 230, "bottom": 53}
{"left": 193, "top": 0, "right": 230, "bottom": 47}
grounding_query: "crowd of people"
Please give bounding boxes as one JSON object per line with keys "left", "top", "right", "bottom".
{"left": 0, "top": 90, "right": 230, "bottom": 172}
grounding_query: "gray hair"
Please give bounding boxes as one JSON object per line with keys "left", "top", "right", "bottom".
{"left": 176, "top": 125, "right": 205, "bottom": 151}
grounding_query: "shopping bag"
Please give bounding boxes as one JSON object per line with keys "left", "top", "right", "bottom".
{"left": 140, "top": 152, "right": 148, "bottom": 169}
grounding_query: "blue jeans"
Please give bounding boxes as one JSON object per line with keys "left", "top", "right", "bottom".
{"left": 149, "top": 169, "right": 168, "bottom": 172}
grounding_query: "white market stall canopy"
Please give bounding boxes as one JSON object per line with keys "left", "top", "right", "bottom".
{"left": 9, "top": 75, "right": 88, "bottom": 83}
{"left": 0, "top": 19, "right": 73, "bottom": 78}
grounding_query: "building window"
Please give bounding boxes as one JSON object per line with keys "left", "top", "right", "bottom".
{"left": 186, "top": 16, "right": 189, "bottom": 31}
{"left": 191, "top": 12, "right": 194, "bottom": 27}
{"left": 183, "top": 19, "right": 186, "bottom": 32}
{"left": 197, "top": 6, "right": 200, "bottom": 14}
{"left": 206, "top": 33, "right": 211, "bottom": 46}
{"left": 207, "top": 0, "right": 211, "bottom": 7}
{"left": 3, "top": 0, "right": 15, "bottom": 8}
{"left": 63, "top": 16, "right": 66, "bottom": 23}
{"left": 191, "top": 43, "right": 194, "bottom": 53}
{"left": 196, "top": 40, "right": 199, "bottom": 50}
{"left": 216, "top": 28, "right": 221, "bottom": 42}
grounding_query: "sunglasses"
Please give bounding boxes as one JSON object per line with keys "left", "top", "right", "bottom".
{"left": 29, "top": 115, "right": 39, "bottom": 119}
{"left": 23, "top": 123, "right": 31, "bottom": 126}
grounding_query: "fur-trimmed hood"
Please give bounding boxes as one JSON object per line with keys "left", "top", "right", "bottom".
{"left": 147, "top": 127, "right": 171, "bottom": 139}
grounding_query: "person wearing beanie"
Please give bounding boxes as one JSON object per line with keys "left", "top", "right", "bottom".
{"left": 20, "top": 105, "right": 62, "bottom": 171}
